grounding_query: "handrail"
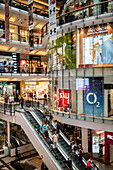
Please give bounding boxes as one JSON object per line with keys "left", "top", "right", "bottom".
{"left": 22, "top": 112, "right": 62, "bottom": 170}
{"left": 32, "top": 108, "right": 78, "bottom": 170}
{"left": 41, "top": 0, "right": 112, "bottom": 37}
{"left": 0, "top": 0, "right": 49, "bottom": 17}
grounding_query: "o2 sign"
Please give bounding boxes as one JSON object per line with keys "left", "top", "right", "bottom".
{"left": 86, "top": 93, "right": 100, "bottom": 108}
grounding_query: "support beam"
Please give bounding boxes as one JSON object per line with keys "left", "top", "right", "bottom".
{"left": 7, "top": 121, "right": 10, "bottom": 148}
{"left": 82, "top": 127, "right": 88, "bottom": 153}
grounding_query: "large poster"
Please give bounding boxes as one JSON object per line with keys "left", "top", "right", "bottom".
{"left": 53, "top": 32, "right": 76, "bottom": 69}
{"left": 83, "top": 34, "right": 113, "bottom": 64}
{"left": 5, "top": 0, "right": 10, "bottom": 44}
{"left": 49, "top": 0, "right": 57, "bottom": 41}
{"left": 58, "top": 89, "right": 72, "bottom": 108}
{"left": 29, "top": 0, "right": 34, "bottom": 51}
{"left": 83, "top": 77, "right": 103, "bottom": 116}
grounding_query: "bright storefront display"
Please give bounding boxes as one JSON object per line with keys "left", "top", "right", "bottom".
{"left": 20, "top": 81, "right": 48, "bottom": 100}
{"left": 79, "top": 23, "right": 113, "bottom": 68}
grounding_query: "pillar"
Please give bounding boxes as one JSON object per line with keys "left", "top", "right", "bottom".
{"left": 7, "top": 121, "right": 10, "bottom": 148}
{"left": 82, "top": 127, "right": 88, "bottom": 153}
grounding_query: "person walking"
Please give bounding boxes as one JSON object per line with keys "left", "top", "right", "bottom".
{"left": 52, "top": 131, "right": 58, "bottom": 149}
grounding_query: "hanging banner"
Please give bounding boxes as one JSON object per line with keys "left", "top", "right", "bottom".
{"left": 49, "top": 0, "right": 57, "bottom": 41}
{"left": 5, "top": 0, "right": 10, "bottom": 44}
{"left": 29, "top": 0, "right": 34, "bottom": 51}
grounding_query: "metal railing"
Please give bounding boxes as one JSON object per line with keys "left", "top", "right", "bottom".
{"left": 0, "top": 101, "right": 16, "bottom": 116}
{"left": 0, "top": 31, "right": 42, "bottom": 45}
{"left": 0, "top": 0, "right": 49, "bottom": 18}
{"left": 41, "top": 0, "right": 113, "bottom": 39}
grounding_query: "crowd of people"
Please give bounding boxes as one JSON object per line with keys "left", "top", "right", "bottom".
{"left": 38, "top": 107, "right": 98, "bottom": 170}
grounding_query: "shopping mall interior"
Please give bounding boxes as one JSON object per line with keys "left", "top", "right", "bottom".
{"left": 0, "top": 0, "right": 113, "bottom": 169}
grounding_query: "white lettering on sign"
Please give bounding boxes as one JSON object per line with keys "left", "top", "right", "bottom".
{"left": 87, "top": 26, "right": 108, "bottom": 35}
{"left": 25, "top": 82, "right": 36, "bottom": 85}
{"left": 107, "top": 134, "right": 113, "bottom": 140}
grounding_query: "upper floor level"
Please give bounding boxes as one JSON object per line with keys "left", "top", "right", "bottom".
{"left": 42, "top": 0, "right": 113, "bottom": 39}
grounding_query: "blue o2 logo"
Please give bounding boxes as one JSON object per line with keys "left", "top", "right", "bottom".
{"left": 86, "top": 93, "right": 100, "bottom": 107}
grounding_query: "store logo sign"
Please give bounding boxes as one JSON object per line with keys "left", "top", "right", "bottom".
{"left": 87, "top": 26, "right": 108, "bottom": 35}
{"left": 107, "top": 134, "right": 113, "bottom": 140}
{"left": 25, "top": 82, "right": 36, "bottom": 85}
{"left": 86, "top": 93, "right": 100, "bottom": 108}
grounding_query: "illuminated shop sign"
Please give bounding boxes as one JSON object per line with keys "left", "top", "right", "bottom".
{"left": 87, "top": 26, "right": 108, "bottom": 35}
{"left": 0, "top": 81, "right": 7, "bottom": 85}
{"left": 107, "top": 134, "right": 113, "bottom": 141}
{"left": 92, "top": 135, "right": 99, "bottom": 153}
{"left": 25, "top": 82, "right": 36, "bottom": 85}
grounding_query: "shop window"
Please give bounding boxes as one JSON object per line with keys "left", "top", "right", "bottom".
{"left": 9, "top": 24, "right": 18, "bottom": 41}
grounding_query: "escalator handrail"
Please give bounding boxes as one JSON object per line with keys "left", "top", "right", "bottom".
{"left": 22, "top": 112, "right": 62, "bottom": 170}
{"left": 31, "top": 108, "right": 78, "bottom": 170}
{"left": 34, "top": 108, "right": 100, "bottom": 170}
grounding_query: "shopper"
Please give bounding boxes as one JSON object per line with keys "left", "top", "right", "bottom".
{"left": 66, "top": 158, "right": 73, "bottom": 170}
{"left": 52, "top": 131, "right": 58, "bottom": 149}
{"left": 40, "top": 124, "right": 45, "bottom": 134}
{"left": 71, "top": 142, "right": 77, "bottom": 154}
{"left": 44, "top": 93, "right": 47, "bottom": 105}
{"left": 5, "top": 94, "right": 8, "bottom": 103}
{"left": 20, "top": 96, "right": 24, "bottom": 109}
{"left": 44, "top": 129, "right": 49, "bottom": 140}
{"left": 78, "top": 149, "right": 83, "bottom": 167}
{"left": 52, "top": 120, "right": 57, "bottom": 132}
{"left": 87, "top": 159, "right": 91, "bottom": 169}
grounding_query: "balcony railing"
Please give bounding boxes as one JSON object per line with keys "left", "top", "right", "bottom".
{"left": 0, "top": 65, "right": 48, "bottom": 75}
{"left": 0, "top": 31, "right": 42, "bottom": 45}
{"left": 41, "top": 0, "right": 113, "bottom": 39}
{"left": 0, "top": 0, "right": 49, "bottom": 18}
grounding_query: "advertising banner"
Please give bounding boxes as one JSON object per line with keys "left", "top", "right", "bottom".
{"left": 5, "top": 0, "right": 10, "bottom": 44}
{"left": 29, "top": 0, "right": 34, "bottom": 51}
{"left": 83, "top": 77, "right": 103, "bottom": 116}
{"left": 49, "top": 0, "right": 57, "bottom": 41}
{"left": 58, "top": 89, "right": 72, "bottom": 108}
{"left": 92, "top": 135, "right": 99, "bottom": 153}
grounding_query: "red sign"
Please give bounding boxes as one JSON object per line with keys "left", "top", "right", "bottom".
{"left": 5, "top": 0, "right": 10, "bottom": 44}
{"left": 58, "top": 89, "right": 72, "bottom": 108}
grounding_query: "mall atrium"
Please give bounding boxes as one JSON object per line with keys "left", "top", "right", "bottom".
{"left": 0, "top": 0, "right": 113, "bottom": 169}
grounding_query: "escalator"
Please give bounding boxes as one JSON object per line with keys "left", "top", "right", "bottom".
{"left": 20, "top": 110, "right": 70, "bottom": 170}
{"left": 31, "top": 108, "right": 87, "bottom": 170}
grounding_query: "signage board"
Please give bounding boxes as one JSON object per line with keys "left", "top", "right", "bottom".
{"left": 29, "top": 0, "right": 34, "bottom": 51}
{"left": 107, "top": 134, "right": 113, "bottom": 141}
{"left": 92, "top": 135, "right": 99, "bottom": 153}
{"left": 49, "top": 0, "right": 57, "bottom": 41}
{"left": 5, "top": 0, "right": 10, "bottom": 44}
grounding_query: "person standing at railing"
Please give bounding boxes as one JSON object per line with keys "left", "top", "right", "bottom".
{"left": 20, "top": 96, "right": 24, "bottom": 109}
{"left": 5, "top": 95, "right": 8, "bottom": 104}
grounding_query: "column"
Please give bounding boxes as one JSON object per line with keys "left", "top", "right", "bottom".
{"left": 7, "top": 121, "right": 10, "bottom": 148}
{"left": 82, "top": 127, "right": 88, "bottom": 153}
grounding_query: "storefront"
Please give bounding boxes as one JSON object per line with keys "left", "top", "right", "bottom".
{"left": 79, "top": 23, "right": 113, "bottom": 68}
{"left": 0, "top": 51, "right": 20, "bottom": 73}
{"left": 20, "top": 54, "right": 41, "bottom": 73}
{"left": 0, "top": 81, "right": 20, "bottom": 102}
{"left": 105, "top": 131, "right": 113, "bottom": 164}
{"left": 20, "top": 81, "right": 48, "bottom": 100}
{"left": 92, "top": 130, "right": 105, "bottom": 160}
